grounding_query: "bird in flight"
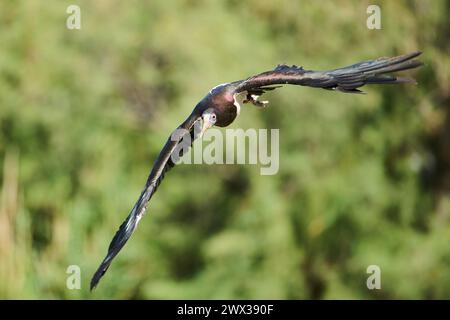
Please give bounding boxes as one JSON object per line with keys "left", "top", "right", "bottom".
{"left": 90, "top": 51, "right": 423, "bottom": 290}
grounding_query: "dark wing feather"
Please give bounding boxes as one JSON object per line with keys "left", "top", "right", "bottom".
{"left": 236, "top": 51, "right": 423, "bottom": 95}
{"left": 90, "top": 111, "right": 201, "bottom": 290}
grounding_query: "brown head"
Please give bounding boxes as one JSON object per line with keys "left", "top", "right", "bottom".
{"left": 193, "top": 83, "right": 241, "bottom": 136}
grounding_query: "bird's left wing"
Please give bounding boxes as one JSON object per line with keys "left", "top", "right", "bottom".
{"left": 235, "top": 51, "right": 422, "bottom": 98}
{"left": 90, "top": 110, "right": 201, "bottom": 290}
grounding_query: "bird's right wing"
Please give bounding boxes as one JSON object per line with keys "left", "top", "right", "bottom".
{"left": 236, "top": 51, "right": 423, "bottom": 94}
{"left": 90, "top": 111, "right": 201, "bottom": 290}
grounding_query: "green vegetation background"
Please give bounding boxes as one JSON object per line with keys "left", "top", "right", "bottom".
{"left": 1, "top": 0, "right": 449, "bottom": 299}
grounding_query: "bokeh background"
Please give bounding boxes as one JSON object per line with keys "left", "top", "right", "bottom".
{"left": 1, "top": 0, "right": 449, "bottom": 299}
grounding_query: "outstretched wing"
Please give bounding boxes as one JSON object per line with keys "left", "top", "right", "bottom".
{"left": 235, "top": 51, "right": 422, "bottom": 98}
{"left": 90, "top": 111, "right": 201, "bottom": 290}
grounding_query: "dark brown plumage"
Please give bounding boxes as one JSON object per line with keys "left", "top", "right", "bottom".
{"left": 91, "top": 51, "right": 422, "bottom": 290}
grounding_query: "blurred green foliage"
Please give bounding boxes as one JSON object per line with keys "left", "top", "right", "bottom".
{"left": 1, "top": 0, "right": 449, "bottom": 299}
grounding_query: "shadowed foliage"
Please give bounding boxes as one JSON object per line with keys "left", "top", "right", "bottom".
{"left": 1, "top": 0, "right": 449, "bottom": 299}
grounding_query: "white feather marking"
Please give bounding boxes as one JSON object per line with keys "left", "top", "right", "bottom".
{"left": 233, "top": 91, "right": 247, "bottom": 116}
{"left": 209, "top": 82, "right": 229, "bottom": 94}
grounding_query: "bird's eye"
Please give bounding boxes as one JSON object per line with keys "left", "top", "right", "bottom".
{"left": 212, "top": 114, "right": 216, "bottom": 121}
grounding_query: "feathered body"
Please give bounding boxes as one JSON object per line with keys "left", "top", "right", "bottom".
{"left": 91, "top": 51, "right": 423, "bottom": 290}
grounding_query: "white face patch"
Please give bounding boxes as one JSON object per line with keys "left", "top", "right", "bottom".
{"left": 233, "top": 91, "right": 247, "bottom": 116}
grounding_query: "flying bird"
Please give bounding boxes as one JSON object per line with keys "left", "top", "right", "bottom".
{"left": 90, "top": 51, "right": 423, "bottom": 290}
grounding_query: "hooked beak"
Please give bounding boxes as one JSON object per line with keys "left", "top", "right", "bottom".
{"left": 199, "top": 114, "right": 215, "bottom": 138}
